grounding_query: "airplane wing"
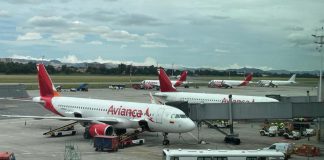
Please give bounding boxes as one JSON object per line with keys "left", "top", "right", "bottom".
{"left": 0, "top": 97, "right": 34, "bottom": 102}
{"left": 1, "top": 115, "right": 119, "bottom": 125}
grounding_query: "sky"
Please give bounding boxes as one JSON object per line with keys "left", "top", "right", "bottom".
{"left": 0, "top": 0, "right": 323, "bottom": 71}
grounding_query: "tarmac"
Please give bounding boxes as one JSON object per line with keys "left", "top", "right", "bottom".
{"left": 0, "top": 85, "right": 323, "bottom": 160}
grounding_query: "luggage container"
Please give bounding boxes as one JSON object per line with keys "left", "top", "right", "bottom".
{"left": 94, "top": 136, "right": 119, "bottom": 152}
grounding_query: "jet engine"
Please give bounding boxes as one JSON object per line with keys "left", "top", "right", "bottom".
{"left": 84, "top": 124, "right": 114, "bottom": 139}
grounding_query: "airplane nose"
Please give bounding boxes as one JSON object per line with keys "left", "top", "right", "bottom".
{"left": 185, "top": 119, "right": 196, "bottom": 132}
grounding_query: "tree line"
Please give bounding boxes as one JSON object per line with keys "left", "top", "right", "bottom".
{"left": 0, "top": 62, "right": 318, "bottom": 78}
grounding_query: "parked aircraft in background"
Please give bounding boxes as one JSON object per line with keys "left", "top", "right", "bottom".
{"left": 2, "top": 64, "right": 195, "bottom": 145}
{"left": 154, "top": 68, "right": 278, "bottom": 104}
{"left": 208, "top": 73, "right": 253, "bottom": 88}
{"left": 133, "top": 70, "right": 190, "bottom": 90}
{"left": 257, "top": 74, "right": 296, "bottom": 88}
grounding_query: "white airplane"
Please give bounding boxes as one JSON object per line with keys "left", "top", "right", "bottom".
{"left": 208, "top": 73, "right": 253, "bottom": 88}
{"left": 257, "top": 74, "right": 296, "bottom": 88}
{"left": 154, "top": 68, "right": 279, "bottom": 104}
{"left": 141, "top": 70, "right": 189, "bottom": 89}
{"left": 2, "top": 64, "right": 195, "bottom": 145}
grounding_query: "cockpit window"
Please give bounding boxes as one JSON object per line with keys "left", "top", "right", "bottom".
{"left": 171, "top": 114, "right": 175, "bottom": 118}
{"left": 175, "top": 114, "right": 180, "bottom": 118}
{"left": 180, "top": 114, "right": 187, "bottom": 118}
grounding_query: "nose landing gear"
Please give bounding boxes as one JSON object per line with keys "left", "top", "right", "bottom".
{"left": 162, "top": 132, "right": 169, "bottom": 145}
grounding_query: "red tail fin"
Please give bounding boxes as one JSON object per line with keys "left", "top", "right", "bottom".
{"left": 174, "top": 70, "right": 188, "bottom": 87}
{"left": 37, "top": 64, "right": 60, "bottom": 97}
{"left": 239, "top": 73, "right": 253, "bottom": 86}
{"left": 179, "top": 70, "right": 188, "bottom": 81}
{"left": 244, "top": 73, "right": 253, "bottom": 81}
{"left": 158, "top": 68, "right": 177, "bottom": 92}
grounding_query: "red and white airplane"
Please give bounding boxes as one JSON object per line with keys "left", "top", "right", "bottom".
{"left": 141, "top": 70, "right": 189, "bottom": 89}
{"left": 208, "top": 73, "right": 253, "bottom": 88}
{"left": 2, "top": 64, "right": 195, "bottom": 145}
{"left": 154, "top": 68, "right": 278, "bottom": 104}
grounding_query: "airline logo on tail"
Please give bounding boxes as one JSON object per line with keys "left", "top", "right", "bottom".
{"left": 158, "top": 68, "right": 177, "bottom": 92}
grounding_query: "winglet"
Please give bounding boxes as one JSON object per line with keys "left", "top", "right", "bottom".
{"left": 158, "top": 68, "right": 177, "bottom": 92}
{"left": 37, "top": 64, "right": 60, "bottom": 97}
{"left": 149, "top": 92, "right": 156, "bottom": 104}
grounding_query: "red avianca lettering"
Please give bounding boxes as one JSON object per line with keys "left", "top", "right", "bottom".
{"left": 107, "top": 105, "right": 143, "bottom": 118}
{"left": 221, "top": 98, "right": 255, "bottom": 103}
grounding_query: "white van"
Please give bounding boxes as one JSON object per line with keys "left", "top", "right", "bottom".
{"left": 263, "top": 143, "right": 294, "bottom": 159}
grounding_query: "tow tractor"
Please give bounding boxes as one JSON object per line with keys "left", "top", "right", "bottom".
{"left": 259, "top": 126, "right": 278, "bottom": 137}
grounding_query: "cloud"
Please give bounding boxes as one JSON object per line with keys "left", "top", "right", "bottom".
{"left": 17, "top": 32, "right": 42, "bottom": 41}
{"left": 287, "top": 32, "right": 312, "bottom": 46}
{"left": 51, "top": 32, "right": 84, "bottom": 43}
{"left": 4, "top": 0, "right": 46, "bottom": 4}
{"left": 9, "top": 54, "right": 48, "bottom": 61}
{"left": 100, "top": 30, "right": 140, "bottom": 42}
{"left": 117, "top": 13, "right": 162, "bottom": 26}
{"left": 141, "top": 41, "right": 168, "bottom": 48}
{"left": 28, "top": 16, "right": 69, "bottom": 28}
{"left": 78, "top": 10, "right": 163, "bottom": 26}
{"left": 284, "top": 26, "right": 304, "bottom": 31}
{"left": 0, "top": 10, "right": 9, "bottom": 17}
{"left": 88, "top": 41, "right": 103, "bottom": 45}
{"left": 214, "top": 48, "right": 229, "bottom": 53}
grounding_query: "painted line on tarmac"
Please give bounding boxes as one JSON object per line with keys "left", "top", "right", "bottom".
{"left": 187, "top": 132, "right": 198, "bottom": 141}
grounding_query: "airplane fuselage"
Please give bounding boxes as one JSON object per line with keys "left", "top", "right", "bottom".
{"left": 209, "top": 80, "right": 247, "bottom": 87}
{"left": 154, "top": 92, "right": 278, "bottom": 104}
{"left": 40, "top": 96, "right": 195, "bottom": 133}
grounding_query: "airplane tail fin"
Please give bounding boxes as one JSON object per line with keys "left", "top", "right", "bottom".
{"left": 288, "top": 74, "right": 296, "bottom": 82}
{"left": 158, "top": 68, "right": 177, "bottom": 92}
{"left": 239, "top": 73, "right": 253, "bottom": 86}
{"left": 37, "top": 64, "right": 60, "bottom": 97}
{"left": 244, "top": 73, "right": 253, "bottom": 81}
{"left": 174, "top": 70, "right": 188, "bottom": 87}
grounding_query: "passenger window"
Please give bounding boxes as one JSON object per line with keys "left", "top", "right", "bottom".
{"left": 246, "top": 157, "right": 257, "bottom": 160}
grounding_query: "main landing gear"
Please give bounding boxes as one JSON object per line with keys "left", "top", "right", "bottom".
{"left": 162, "top": 132, "right": 169, "bottom": 145}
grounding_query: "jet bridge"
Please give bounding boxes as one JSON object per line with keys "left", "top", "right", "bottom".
{"left": 186, "top": 102, "right": 324, "bottom": 120}
{"left": 167, "top": 99, "right": 324, "bottom": 144}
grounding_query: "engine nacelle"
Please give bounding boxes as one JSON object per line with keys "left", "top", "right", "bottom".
{"left": 88, "top": 124, "right": 114, "bottom": 137}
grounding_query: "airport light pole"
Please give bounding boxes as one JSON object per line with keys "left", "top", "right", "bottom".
{"left": 312, "top": 27, "right": 324, "bottom": 102}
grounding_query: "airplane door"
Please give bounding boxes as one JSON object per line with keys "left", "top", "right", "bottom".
{"left": 155, "top": 108, "right": 165, "bottom": 123}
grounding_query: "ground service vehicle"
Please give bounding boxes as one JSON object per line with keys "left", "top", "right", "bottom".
{"left": 263, "top": 143, "right": 294, "bottom": 159}
{"left": 283, "top": 131, "right": 301, "bottom": 140}
{"left": 0, "top": 152, "right": 15, "bottom": 160}
{"left": 260, "top": 126, "right": 278, "bottom": 137}
{"left": 94, "top": 136, "right": 119, "bottom": 152}
{"left": 162, "top": 149, "right": 284, "bottom": 160}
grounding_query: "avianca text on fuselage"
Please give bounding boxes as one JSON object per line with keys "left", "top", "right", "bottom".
{"left": 221, "top": 98, "right": 255, "bottom": 103}
{"left": 107, "top": 105, "right": 145, "bottom": 118}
